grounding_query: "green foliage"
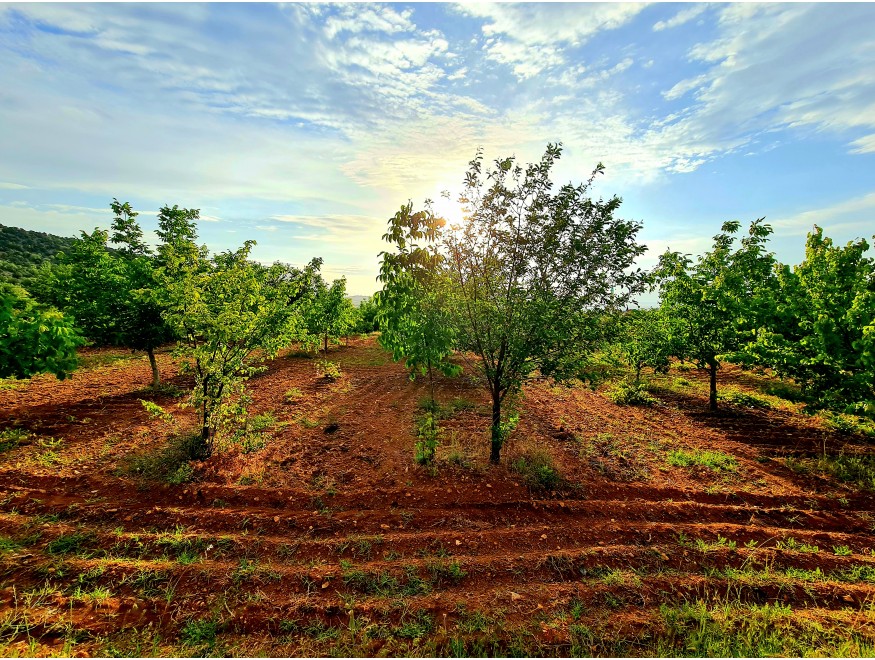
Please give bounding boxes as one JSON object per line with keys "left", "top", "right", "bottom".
{"left": 606, "top": 380, "right": 656, "bottom": 406}
{"left": 315, "top": 359, "right": 342, "bottom": 381}
{"left": 40, "top": 201, "right": 176, "bottom": 386}
{"left": 511, "top": 449, "right": 561, "bottom": 490}
{"left": 0, "top": 428, "right": 29, "bottom": 453}
{"left": 180, "top": 618, "right": 219, "bottom": 650}
{"left": 658, "top": 599, "right": 873, "bottom": 657}
{"left": 303, "top": 275, "right": 357, "bottom": 353}
{"left": 718, "top": 387, "right": 773, "bottom": 409}
{"left": 443, "top": 144, "right": 647, "bottom": 462}
{"left": 352, "top": 295, "right": 380, "bottom": 333}
{"left": 655, "top": 218, "right": 777, "bottom": 411}
{"left": 820, "top": 410, "right": 875, "bottom": 436}
{"left": 0, "top": 284, "right": 82, "bottom": 379}
{"left": 414, "top": 411, "right": 442, "bottom": 465}
{"left": 116, "top": 433, "right": 203, "bottom": 484}
{"left": 814, "top": 452, "right": 875, "bottom": 490}
{"left": 0, "top": 224, "right": 78, "bottom": 290}
{"left": 376, "top": 202, "right": 460, "bottom": 383}
{"left": 140, "top": 399, "right": 174, "bottom": 423}
{"left": 615, "top": 308, "right": 673, "bottom": 381}
{"left": 161, "top": 234, "right": 320, "bottom": 457}
{"left": 737, "top": 227, "right": 875, "bottom": 410}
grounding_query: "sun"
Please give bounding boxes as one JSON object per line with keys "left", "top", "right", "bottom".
{"left": 429, "top": 186, "right": 466, "bottom": 229}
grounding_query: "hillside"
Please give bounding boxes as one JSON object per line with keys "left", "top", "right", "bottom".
{"left": 0, "top": 224, "right": 78, "bottom": 289}
{"left": 0, "top": 337, "right": 873, "bottom": 656}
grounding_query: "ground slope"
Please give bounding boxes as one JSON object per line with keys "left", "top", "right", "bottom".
{"left": 0, "top": 338, "right": 873, "bottom": 656}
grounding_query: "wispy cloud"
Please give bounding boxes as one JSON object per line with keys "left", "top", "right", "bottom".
{"left": 653, "top": 4, "right": 708, "bottom": 32}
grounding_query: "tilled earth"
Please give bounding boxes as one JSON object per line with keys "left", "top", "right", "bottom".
{"left": 0, "top": 338, "right": 873, "bottom": 656}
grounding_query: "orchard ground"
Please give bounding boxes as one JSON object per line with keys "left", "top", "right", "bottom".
{"left": 0, "top": 336, "right": 874, "bottom": 657}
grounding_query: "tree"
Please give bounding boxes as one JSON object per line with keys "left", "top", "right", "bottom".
{"left": 617, "top": 308, "right": 673, "bottom": 383}
{"left": 353, "top": 296, "right": 380, "bottom": 334}
{"left": 443, "top": 145, "right": 647, "bottom": 463}
{"left": 161, "top": 238, "right": 320, "bottom": 457}
{"left": 375, "top": 202, "right": 461, "bottom": 464}
{"left": 303, "top": 275, "right": 357, "bottom": 354}
{"left": 0, "top": 283, "right": 83, "bottom": 380}
{"left": 654, "top": 219, "right": 777, "bottom": 411}
{"left": 738, "top": 226, "right": 875, "bottom": 409}
{"left": 43, "top": 201, "right": 176, "bottom": 387}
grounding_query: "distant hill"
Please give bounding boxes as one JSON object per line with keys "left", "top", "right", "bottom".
{"left": 0, "top": 224, "right": 78, "bottom": 289}
{"left": 349, "top": 294, "right": 371, "bottom": 307}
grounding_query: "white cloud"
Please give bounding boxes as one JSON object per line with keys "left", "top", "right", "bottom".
{"left": 662, "top": 73, "right": 709, "bottom": 101}
{"left": 653, "top": 4, "right": 708, "bottom": 32}
{"left": 457, "top": 3, "right": 647, "bottom": 78}
{"left": 769, "top": 191, "right": 875, "bottom": 237}
{"left": 0, "top": 182, "right": 29, "bottom": 190}
{"left": 850, "top": 134, "right": 875, "bottom": 154}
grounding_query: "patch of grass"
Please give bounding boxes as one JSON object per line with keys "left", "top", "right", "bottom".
{"left": 426, "top": 560, "right": 467, "bottom": 585}
{"left": 816, "top": 453, "right": 875, "bottom": 490}
{"left": 180, "top": 618, "right": 219, "bottom": 651}
{"left": 395, "top": 609, "right": 434, "bottom": 639}
{"left": 511, "top": 449, "right": 562, "bottom": 490}
{"left": 0, "top": 428, "right": 29, "bottom": 453}
{"left": 833, "top": 544, "right": 852, "bottom": 556}
{"left": 124, "top": 569, "right": 171, "bottom": 598}
{"left": 46, "top": 532, "right": 99, "bottom": 558}
{"left": 340, "top": 565, "right": 431, "bottom": 597}
{"left": 284, "top": 387, "right": 303, "bottom": 403}
{"left": 719, "top": 387, "right": 772, "bottom": 409}
{"left": 0, "top": 536, "right": 21, "bottom": 554}
{"left": 775, "top": 536, "right": 819, "bottom": 553}
{"left": 667, "top": 449, "right": 738, "bottom": 472}
{"left": 606, "top": 381, "right": 656, "bottom": 406}
{"left": 820, "top": 411, "right": 875, "bottom": 437}
{"left": 695, "top": 535, "right": 738, "bottom": 552}
{"left": 657, "top": 599, "right": 874, "bottom": 657}
{"left": 116, "top": 432, "right": 202, "bottom": 484}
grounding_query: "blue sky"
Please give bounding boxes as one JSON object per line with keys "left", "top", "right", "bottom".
{"left": 1, "top": 2, "right": 874, "bottom": 297}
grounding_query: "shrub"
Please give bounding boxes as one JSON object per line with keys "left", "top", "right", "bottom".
{"left": 607, "top": 381, "right": 656, "bottom": 406}
{"left": 512, "top": 450, "right": 562, "bottom": 490}
{"left": 315, "top": 359, "right": 342, "bottom": 381}
{"left": 820, "top": 411, "right": 875, "bottom": 437}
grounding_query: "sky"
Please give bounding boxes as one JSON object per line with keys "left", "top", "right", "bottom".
{"left": 1, "top": 2, "right": 874, "bottom": 298}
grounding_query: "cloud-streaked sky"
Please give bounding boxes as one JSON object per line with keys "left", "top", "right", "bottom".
{"left": 1, "top": 2, "right": 874, "bottom": 296}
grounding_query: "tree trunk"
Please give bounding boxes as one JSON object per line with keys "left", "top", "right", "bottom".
{"left": 490, "top": 392, "right": 502, "bottom": 464}
{"left": 324, "top": 333, "right": 328, "bottom": 355}
{"left": 147, "top": 346, "right": 160, "bottom": 388}
{"left": 709, "top": 361, "right": 718, "bottom": 411}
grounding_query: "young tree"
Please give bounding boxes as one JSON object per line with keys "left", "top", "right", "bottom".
{"left": 303, "top": 275, "right": 357, "bottom": 354}
{"left": 0, "top": 284, "right": 83, "bottom": 380}
{"left": 739, "top": 226, "right": 875, "bottom": 408}
{"left": 375, "top": 203, "right": 461, "bottom": 463}
{"left": 43, "top": 201, "right": 177, "bottom": 387}
{"left": 654, "top": 219, "right": 777, "bottom": 411}
{"left": 443, "top": 145, "right": 647, "bottom": 463}
{"left": 161, "top": 239, "right": 320, "bottom": 457}
{"left": 353, "top": 295, "right": 380, "bottom": 334}
{"left": 617, "top": 308, "right": 673, "bottom": 383}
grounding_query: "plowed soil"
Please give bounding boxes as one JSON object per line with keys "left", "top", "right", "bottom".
{"left": 1, "top": 337, "right": 874, "bottom": 657}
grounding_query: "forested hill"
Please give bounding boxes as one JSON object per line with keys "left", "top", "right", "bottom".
{"left": 0, "top": 224, "right": 78, "bottom": 288}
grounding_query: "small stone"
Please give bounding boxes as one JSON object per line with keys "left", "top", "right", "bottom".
{"left": 455, "top": 540, "right": 462, "bottom": 545}
{"left": 540, "top": 534, "right": 547, "bottom": 540}
{"left": 510, "top": 592, "right": 523, "bottom": 601}
{"left": 381, "top": 524, "right": 390, "bottom": 529}
{"left": 273, "top": 516, "right": 280, "bottom": 523}
{"left": 321, "top": 582, "right": 330, "bottom": 589}
{"left": 486, "top": 484, "right": 492, "bottom": 489}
